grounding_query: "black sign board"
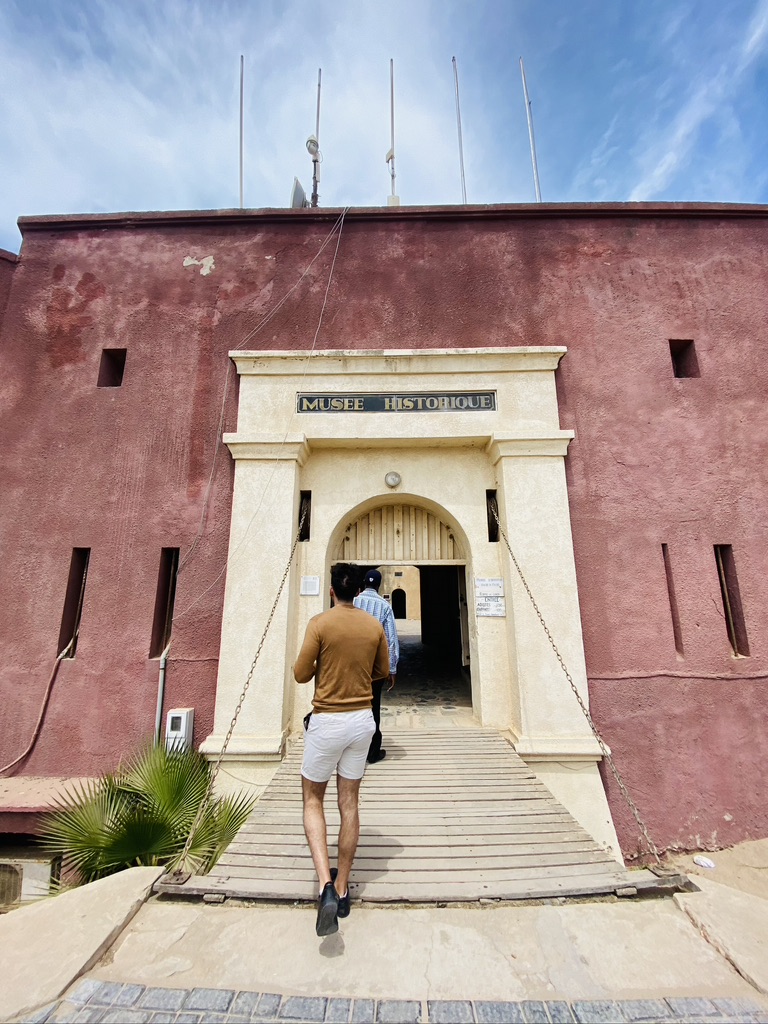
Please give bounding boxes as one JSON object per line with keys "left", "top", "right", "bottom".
{"left": 296, "top": 391, "right": 496, "bottom": 413}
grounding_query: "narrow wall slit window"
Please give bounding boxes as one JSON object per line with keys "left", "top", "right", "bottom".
{"left": 299, "top": 492, "right": 311, "bottom": 542}
{"left": 150, "top": 548, "right": 179, "bottom": 658}
{"left": 97, "top": 348, "right": 127, "bottom": 387}
{"left": 58, "top": 548, "right": 90, "bottom": 657}
{"left": 669, "top": 339, "right": 700, "bottom": 378}
{"left": 486, "top": 491, "right": 499, "bottom": 542}
{"left": 661, "top": 544, "right": 684, "bottom": 657}
{"left": 714, "top": 545, "right": 749, "bottom": 657}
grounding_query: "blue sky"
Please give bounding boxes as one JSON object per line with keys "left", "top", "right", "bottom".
{"left": 1, "top": 0, "right": 767, "bottom": 253}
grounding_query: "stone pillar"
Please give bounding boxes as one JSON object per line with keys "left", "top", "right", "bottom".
{"left": 489, "top": 434, "right": 620, "bottom": 856}
{"left": 489, "top": 434, "right": 599, "bottom": 757}
{"left": 200, "top": 436, "right": 308, "bottom": 782}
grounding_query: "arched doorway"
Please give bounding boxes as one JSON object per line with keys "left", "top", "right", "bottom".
{"left": 330, "top": 498, "right": 473, "bottom": 725}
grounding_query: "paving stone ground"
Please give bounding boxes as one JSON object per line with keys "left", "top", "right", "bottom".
{"left": 15, "top": 981, "right": 768, "bottom": 1024}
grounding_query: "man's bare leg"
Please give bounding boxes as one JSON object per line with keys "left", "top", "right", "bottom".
{"left": 334, "top": 774, "right": 363, "bottom": 898}
{"left": 302, "top": 777, "right": 332, "bottom": 891}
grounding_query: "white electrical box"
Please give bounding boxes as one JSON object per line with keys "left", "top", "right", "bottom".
{"left": 165, "top": 707, "right": 194, "bottom": 751}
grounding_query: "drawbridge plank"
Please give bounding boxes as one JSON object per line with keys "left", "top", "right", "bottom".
{"left": 159, "top": 728, "right": 632, "bottom": 903}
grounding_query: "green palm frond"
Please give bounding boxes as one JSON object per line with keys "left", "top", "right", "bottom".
{"left": 121, "top": 744, "right": 210, "bottom": 831}
{"left": 171, "top": 789, "right": 257, "bottom": 874}
{"left": 208, "top": 791, "right": 259, "bottom": 860}
{"left": 100, "top": 810, "right": 179, "bottom": 868}
{"left": 42, "top": 780, "right": 135, "bottom": 882}
{"left": 38, "top": 742, "right": 256, "bottom": 885}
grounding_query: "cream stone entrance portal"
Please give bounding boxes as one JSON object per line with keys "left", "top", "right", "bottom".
{"left": 201, "top": 348, "right": 620, "bottom": 855}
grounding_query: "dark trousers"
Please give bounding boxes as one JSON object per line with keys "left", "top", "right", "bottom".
{"left": 368, "top": 679, "right": 385, "bottom": 761}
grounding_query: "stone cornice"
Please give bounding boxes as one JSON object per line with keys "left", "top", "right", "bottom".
{"left": 230, "top": 348, "right": 566, "bottom": 376}
{"left": 224, "top": 436, "right": 309, "bottom": 464}
{"left": 17, "top": 201, "right": 768, "bottom": 234}
{"left": 487, "top": 434, "right": 574, "bottom": 460}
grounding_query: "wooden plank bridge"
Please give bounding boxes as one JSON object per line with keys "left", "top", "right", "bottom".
{"left": 158, "top": 729, "right": 640, "bottom": 903}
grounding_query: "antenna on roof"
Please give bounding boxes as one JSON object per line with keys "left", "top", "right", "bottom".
{"left": 307, "top": 68, "right": 322, "bottom": 207}
{"left": 290, "top": 177, "right": 308, "bottom": 209}
{"left": 519, "top": 57, "right": 542, "bottom": 202}
{"left": 239, "top": 55, "right": 244, "bottom": 208}
{"left": 386, "top": 59, "right": 400, "bottom": 206}
{"left": 452, "top": 57, "right": 468, "bottom": 205}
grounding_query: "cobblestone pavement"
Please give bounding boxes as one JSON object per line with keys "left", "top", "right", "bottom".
{"left": 16, "top": 981, "right": 768, "bottom": 1024}
{"left": 382, "top": 635, "right": 474, "bottom": 727}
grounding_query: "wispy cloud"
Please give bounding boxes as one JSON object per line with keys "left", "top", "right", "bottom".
{"left": 1, "top": 0, "right": 768, "bottom": 253}
{"left": 628, "top": 0, "right": 768, "bottom": 200}
{"left": 571, "top": 114, "right": 621, "bottom": 199}
{"left": 0, "top": 0, "right": 484, "bottom": 251}
{"left": 740, "top": 0, "right": 768, "bottom": 65}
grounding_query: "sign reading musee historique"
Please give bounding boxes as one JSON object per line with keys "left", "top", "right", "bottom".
{"left": 296, "top": 391, "right": 496, "bottom": 413}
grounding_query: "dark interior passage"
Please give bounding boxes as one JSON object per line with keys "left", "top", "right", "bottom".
{"left": 386, "top": 565, "right": 472, "bottom": 716}
{"left": 391, "top": 587, "right": 407, "bottom": 618}
{"left": 357, "top": 563, "right": 472, "bottom": 718}
{"left": 387, "top": 631, "right": 471, "bottom": 713}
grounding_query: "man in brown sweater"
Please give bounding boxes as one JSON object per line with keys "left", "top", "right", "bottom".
{"left": 294, "top": 563, "right": 389, "bottom": 936}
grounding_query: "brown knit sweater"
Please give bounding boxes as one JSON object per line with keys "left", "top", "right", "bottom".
{"left": 293, "top": 604, "right": 390, "bottom": 713}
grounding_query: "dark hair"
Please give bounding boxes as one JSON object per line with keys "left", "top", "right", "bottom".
{"left": 364, "top": 568, "right": 382, "bottom": 591}
{"left": 331, "top": 563, "right": 363, "bottom": 602}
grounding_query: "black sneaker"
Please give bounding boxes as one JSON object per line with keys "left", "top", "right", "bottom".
{"left": 330, "top": 869, "right": 350, "bottom": 918}
{"left": 367, "top": 749, "right": 387, "bottom": 764}
{"left": 315, "top": 881, "right": 339, "bottom": 936}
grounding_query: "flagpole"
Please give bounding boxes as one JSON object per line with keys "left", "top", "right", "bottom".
{"left": 520, "top": 57, "right": 542, "bottom": 202}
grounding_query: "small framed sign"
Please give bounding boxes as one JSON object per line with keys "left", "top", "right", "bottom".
{"left": 476, "top": 595, "right": 506, "bottom": 617}
{"left": 300, "top": 576, "right": 321, "bottom": 596}
{"left": 475, "top": 577, "right": 504, "bottom": 597}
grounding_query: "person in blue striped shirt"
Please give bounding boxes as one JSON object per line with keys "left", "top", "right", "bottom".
{"left": 353, "top": 569, "right": 399, "bottom": 763}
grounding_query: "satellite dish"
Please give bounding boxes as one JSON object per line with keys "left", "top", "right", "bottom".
{"left": 290, "top": 177, "right": 308, "bottom": 209}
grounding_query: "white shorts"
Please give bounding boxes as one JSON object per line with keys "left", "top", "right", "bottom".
{"left": 301, "top": 709, "right": 376, "bottom": 783}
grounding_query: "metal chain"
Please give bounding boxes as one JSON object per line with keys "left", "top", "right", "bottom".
{"left": 490, "top": 502, "right": 662, "bottom": 865}
{"left": 169, "top": 504, "right": 308, "bottom": 878}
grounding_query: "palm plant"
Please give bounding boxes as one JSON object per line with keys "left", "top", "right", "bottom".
{"left": 40, "top": 743, "right": 256, "bottom": 885}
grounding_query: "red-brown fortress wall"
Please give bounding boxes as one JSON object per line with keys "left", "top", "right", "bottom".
{"left": 0, "top": 205, "right": 766, "bottom": 856}
{"left": 0, "top": 220, "right": 239, "bottom": 778}
{"left": 0, "top": 248, "right": 17, "bottom": 319}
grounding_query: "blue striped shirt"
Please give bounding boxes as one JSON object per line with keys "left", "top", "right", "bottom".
{"left": 353, "top": 589, "right": 400, "bottom": 674}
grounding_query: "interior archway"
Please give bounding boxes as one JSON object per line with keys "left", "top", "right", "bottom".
{"left": 332, "top": 499, "right": 465, "bottom": 563}
{"left": 328, "top": 496, "right": 473, "bottom": 727}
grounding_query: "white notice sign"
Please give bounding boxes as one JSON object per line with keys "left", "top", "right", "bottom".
{"left": 300, "top": 576, "right": 321, "bottom": 596}
{"left": 475, "top": 577, "right": 504, "bottom": 597}
{"left": 476, "top": 595, "right": 506, "bottom": 617}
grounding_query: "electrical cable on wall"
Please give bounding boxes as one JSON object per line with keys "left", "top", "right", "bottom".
{"left": 173, "top": 207, "right": 349, "bottom": 623}
{"left": 177, "top": 206, "right": 349, "bottom": 588}
{"left": 5, "top": 208, "right": 349, "bottom": 773}
{"left": 0, "top": 639, "right": 74, "bottom": 775}
{"left": 164, "top": 211, "right": 351, "bottom": 868}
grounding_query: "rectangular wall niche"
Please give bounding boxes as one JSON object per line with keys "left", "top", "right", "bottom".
{"left": 58, "top": 548, "right": 90, "bottom": 657}
{"left": 97, "top": 348, "right": 127, "bottom": 387}
{"left": 150, "top": 548, "right": 179, "bottom": 658}
{"left": 714, "top": 545, "right": 749, "bottom": 657}
{"left": 669, "top": 339, "right": 700, "bottom": 378}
